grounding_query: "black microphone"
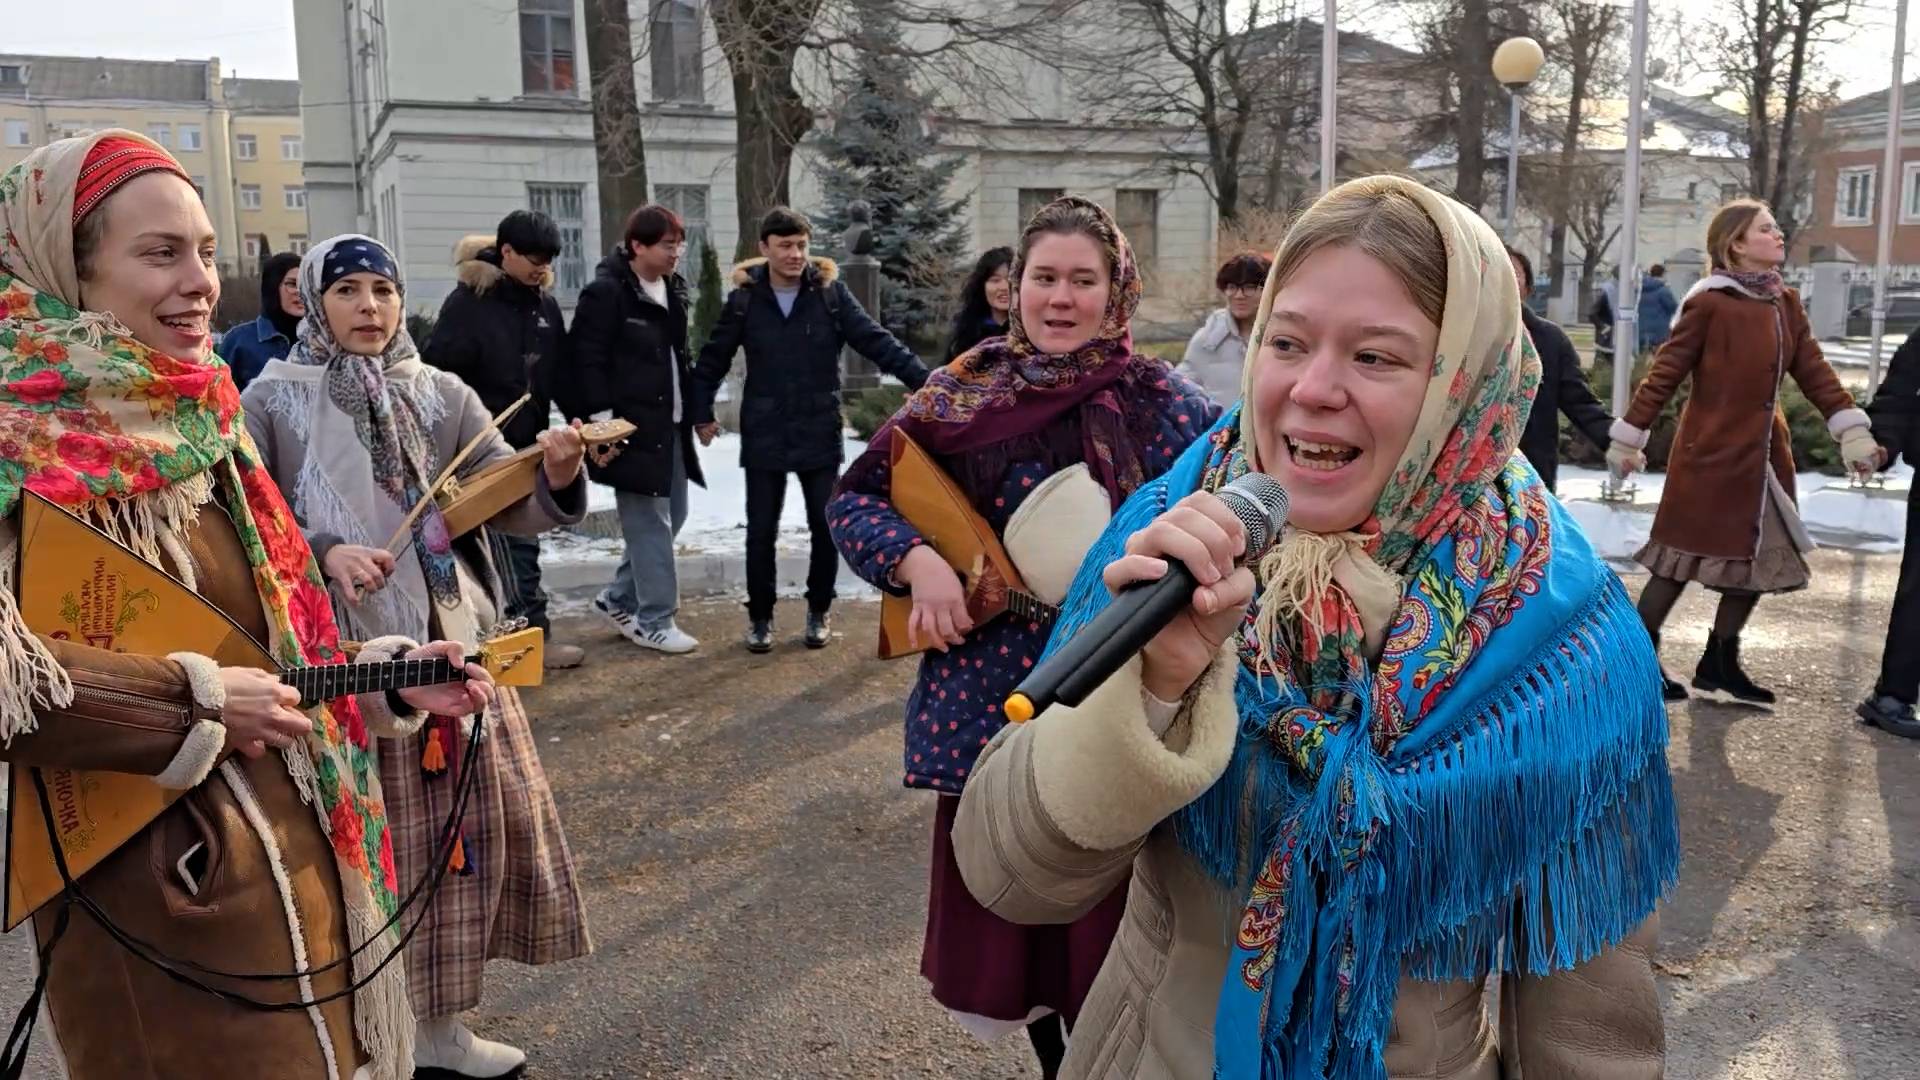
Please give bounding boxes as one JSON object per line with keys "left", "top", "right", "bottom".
{"left": 1003, "top": 472, "right": 1289, "bottom": 723}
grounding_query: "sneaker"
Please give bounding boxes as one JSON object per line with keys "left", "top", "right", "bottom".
{"left": 745, "top": 619, "right": 774, "bottom": 654}
{"left": 593, "top": 591, "right": 635, "bottom": 634}
{"left": 631, "top": 622, "right": 698, "bottom": 655}
{"left": 543, "top": 642, "right": 586, "bottom": 670}
{"left": 1857, "top": 694, "right": 1920, "bottom": 739}
{"left": 805, "top": 610, "right": 832, "bottom": 649}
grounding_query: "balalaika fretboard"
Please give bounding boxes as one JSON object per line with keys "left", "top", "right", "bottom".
{"left": 282, "top": 655, "right": 478, "bottom": 707}
{"left": 1007, "top": 590, "right": 1060, "bottom": 625}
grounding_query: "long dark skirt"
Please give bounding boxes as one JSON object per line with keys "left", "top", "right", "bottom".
{"left": 921, "top": 794, "right": 1127, "bottom": 1033}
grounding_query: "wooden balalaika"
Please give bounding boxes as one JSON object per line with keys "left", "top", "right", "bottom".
{"left": 390, "top": 416, "right": 637, "bottom": 548}
{"left": 4, "top": 491, "right": 544, "bottom": 930}
{"left": 877, "top": 430, "right": 1058, "bottom": 660}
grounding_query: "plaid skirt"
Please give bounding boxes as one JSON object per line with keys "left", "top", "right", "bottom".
{"left": 378, "top": 686, "right": 593, "bottom": 1017}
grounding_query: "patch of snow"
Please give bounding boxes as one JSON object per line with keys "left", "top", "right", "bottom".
{"left": 584, "top": 433, "right": 871, "bottom": 553}
{"left": 1556, "top": 464, "right": 1908, "bottom": 555}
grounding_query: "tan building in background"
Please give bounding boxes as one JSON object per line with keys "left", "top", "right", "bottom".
{"left": 0, "top": 54, "right": 303, "bottom": 276}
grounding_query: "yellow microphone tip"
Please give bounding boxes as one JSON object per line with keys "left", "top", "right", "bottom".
{"left": 1005, "top": 693, "right": 1034, "bottom": 724}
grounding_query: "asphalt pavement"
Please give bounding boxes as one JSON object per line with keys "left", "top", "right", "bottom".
{"left": 6, "top": 550, "right": 1920, "bottom": 1078}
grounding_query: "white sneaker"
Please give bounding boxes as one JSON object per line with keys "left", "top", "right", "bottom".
{"left": 628, "top": 622, "right": 698, "bottom": 654}
{"left": 414, "top": 1016, "right": 526, "bottom": 1078}
{"left": 592, "top": 591, "right": 633, "bottom": 631}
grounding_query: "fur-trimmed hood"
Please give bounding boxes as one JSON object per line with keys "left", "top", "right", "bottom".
{"left": 730, "top": 255, "right": 838, "bottom": 289}
{"left": 453, "top": 232, "right": 554, "bottom": 295}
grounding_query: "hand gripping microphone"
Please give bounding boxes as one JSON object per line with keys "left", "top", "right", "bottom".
{"left": 1003, "top": 473, "right": 1289, "bottom": 723}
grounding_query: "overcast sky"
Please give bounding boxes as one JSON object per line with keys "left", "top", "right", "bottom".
{"left": 5, "top": 0, "right": 1909, "bottom": 102}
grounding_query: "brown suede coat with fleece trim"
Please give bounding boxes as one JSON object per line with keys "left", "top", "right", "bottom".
{"left": 1615, "top": 283, "right": 1866, "bottom": 562}
{"left": 0, "top": 497, "right": 425, "bottom": 1080}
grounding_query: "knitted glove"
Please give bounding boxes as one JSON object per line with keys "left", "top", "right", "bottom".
{"left": 1605, "top": 440, "right": 1644, "bottom": 480}
{"left": 1839, "top": 425, "right": 1882, "bottom": 474}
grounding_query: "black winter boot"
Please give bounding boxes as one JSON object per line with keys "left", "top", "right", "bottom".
{"left": 1692, "top": 632, "right": 1776, "bottom": 704}
{"left": 804, "top": 610, "right": 831, "bottom": 649}
{"left": 745, "top": 619, "right": 774, "bottom": 655}
{"left": 1650, "top": 632, "right": 1687, "bottom": 702}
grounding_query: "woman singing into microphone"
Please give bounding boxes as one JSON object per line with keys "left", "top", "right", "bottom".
{"left": 953, "top": 177, "right": 1677, "bottom": 1079}
{"left": 828, "top": 197, "right": 1218, "bottom": 1077}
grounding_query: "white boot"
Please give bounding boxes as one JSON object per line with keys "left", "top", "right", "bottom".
{"left": 413, "top": 1016, "right": 528, "bottom": 1078}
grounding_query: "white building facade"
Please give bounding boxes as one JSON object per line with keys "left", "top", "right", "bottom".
{"left": 293, "top": 0, "right": 1217, "bottom": 325}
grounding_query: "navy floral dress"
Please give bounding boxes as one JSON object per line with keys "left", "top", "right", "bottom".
{"left": 829, "top": 368, "right": 1219, "bottom": 794}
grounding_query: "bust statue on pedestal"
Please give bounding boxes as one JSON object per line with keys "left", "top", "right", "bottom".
{"left": 843, "top": 200, "right": 878, "bottom": 263}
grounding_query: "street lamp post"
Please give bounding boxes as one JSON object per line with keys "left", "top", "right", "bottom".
{"left": 1869, "top": 0, "right": 1911, "bottom": 397}
{"left": 1321, "top": 0, "right": 1338, "bottom": 193}
{"left": 1492, "top": 37, "right": 1546, "bottom": 243}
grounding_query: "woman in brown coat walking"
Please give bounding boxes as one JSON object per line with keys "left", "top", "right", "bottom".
{"left": 1608, "top": 199, "right": 1881, "bottom": 702}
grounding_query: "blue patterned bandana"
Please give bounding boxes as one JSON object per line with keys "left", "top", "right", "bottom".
{"left": 318, "top": 234, "right": 401, "bottom": 293}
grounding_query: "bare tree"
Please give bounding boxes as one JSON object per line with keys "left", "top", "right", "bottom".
{"left": 711, "top": 0, "right": 824, "bottom": 259}
{"left": 1714, "top": 0, "right": 1854, "bottom": 236}
{"left": 1564, "top": 156, "right": 1623, "bottom": 305}
{"left": 586, "top": 0, "right": 651, "bottom": 251}
{"left": 1536, "top": 0, "right": 1620, "bottom": 302}
{"left": 704, "top": 0, "right": 1108, "bottom": 259}
{"left": 1074, "top": 0, "right": 1275, "bottom": 223}
{"left": 1403, "top": 0, "right": 1542, "bottom": 212}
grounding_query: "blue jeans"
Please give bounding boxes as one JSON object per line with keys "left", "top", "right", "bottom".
{"left": 606, "top": 441, "right": 689, "bottom": 632}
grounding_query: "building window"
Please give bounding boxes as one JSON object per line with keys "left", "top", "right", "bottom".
{"left": 0, "top": 65, "right": 25, "bottom": 87}
{"left": 282, "top": 135, "right": 303, "bottom": 161}
{"left": 244, "top": 236, "right": 261, "bottom": 260}
{"left": 146, "top": 122, "right": 171, "bottom": 147}
{"left": 1018, "top": 188, "right": 1065, "bottom": 228}
{"left": 527, "top": 182, "right": 587, "bottom": 294}
{"left": 1836, "top": 166, "right": 1875, "bottom": 226}
{"left": 289, "top": 234, "right": 310, "bottom": 255}
{"left": 58, "top": 121, "right": 89, "bottom": 139}
{"left": 657, "top": 183, "right": 711, "bottom": 299}
{"left": 190, "top": 176, "right": 207, "bottom": 202}
{"left": 656, "top": 182, "right": 710, "bottom": 258}
{"left": 239, "top": 184, "right": 262, "bottom": 211}
{"left": 651, "top": 0, "right": 705, "bottom": 103}
{"left": 235, "top": 134, "right": 257, "bottom": 160}
{"left": 178, "top": 124, "right": 203, "bottom": 152}
{"left": 1115, "top": 189, "right": 1160, "bottom": 273}
{"left": 520, "top": 0, "right": 577, "bottom": 96}
{"left": 1719, "top": 183, "right": 1741, "bottom": 203}
{"left": 284, "top": 185, "right": 306, "bottom": 210}
{"left": 3, "top": 120, "right": 27, "bottom": 147}
{"left": 1903, "top": 163, "right": 1920, "bottom": 225}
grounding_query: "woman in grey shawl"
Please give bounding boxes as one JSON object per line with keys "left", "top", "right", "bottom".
{"left": 241, "top": 234, "right": 593, "bottom": 1080}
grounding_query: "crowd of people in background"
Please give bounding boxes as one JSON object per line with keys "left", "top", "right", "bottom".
{"left": 26, "top": 117, "right": 1920, "bottom": 1076}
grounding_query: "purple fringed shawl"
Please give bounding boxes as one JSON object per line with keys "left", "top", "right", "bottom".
{"left": 870, "top": 196, "right": 1167, "bottom": 509}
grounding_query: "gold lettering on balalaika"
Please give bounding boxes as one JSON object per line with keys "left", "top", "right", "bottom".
{"left": 48, "top": 769, "right": 99, "bottom": 854}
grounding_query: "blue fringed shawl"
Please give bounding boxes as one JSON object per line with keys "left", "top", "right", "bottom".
{"left": 1042, "top": 414, "right": 1680, "bottom": 1079}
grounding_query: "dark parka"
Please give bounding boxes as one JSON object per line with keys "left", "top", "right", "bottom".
{"left": 559, "top": 251, "right": 707, "bottom": 496}
{"left": 688, "top": 256, "right": 929, "bottom": 473}
{"left": 423, "top": 238, "right": 565, "bottom": 450}
{"left": 1518, "top": 308, "right": 1614, "bottom": 492}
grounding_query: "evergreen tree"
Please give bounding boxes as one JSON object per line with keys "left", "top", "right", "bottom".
{"left": 813, "top": 6, "right": 969, "bottom": 346}
{"left": 691, "top": 238, "right": 724, "bottom": 354}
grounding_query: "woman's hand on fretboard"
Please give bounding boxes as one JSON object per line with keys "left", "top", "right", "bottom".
{"left": 219, "top": 667, "right": 314, "bottom": 759}
{"left": 392, "top": 639, "right": 495, "bottom": 717}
